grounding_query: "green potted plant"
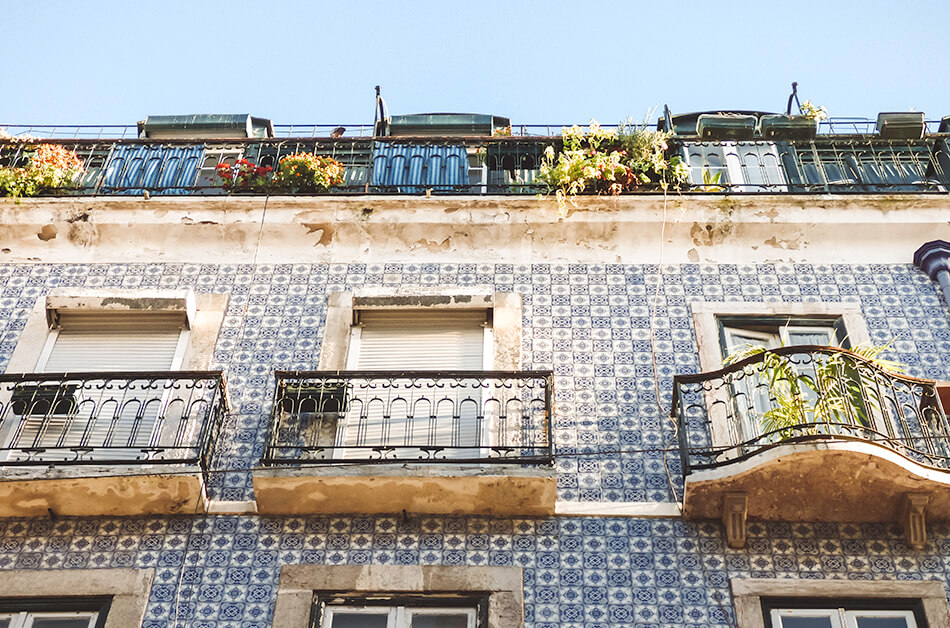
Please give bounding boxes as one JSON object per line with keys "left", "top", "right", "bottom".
{"left": 274, "top": 152, "right": 345, "bottom": 193}
{"left": 696, "top": 113, "right": 758, "bottom": 140}
{"left": 723, "top": 341, "right": 904, "bottom": 438}
{"left": 759, "top": 100, "right": 827, "bottom": 140}
{"left": 536, "top": 120, "right": 688, "bottom": 213}
{"left": 0, "top": 144, "right": 85, "bottom": 198}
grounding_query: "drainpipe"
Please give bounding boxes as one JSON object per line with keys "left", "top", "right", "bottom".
{"left": 913, "top": 240, "right": 950, "bottom": 311}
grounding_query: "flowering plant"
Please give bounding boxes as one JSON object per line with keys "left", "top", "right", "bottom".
{"left": 799, "top": 100, "right": 828, "bottom": 121}
{"left": 275, "top": 153, "right": 345, "bottom": 193}
{"left": 0, "top": 144, "right": 84, "bottom": 198}
{"left": 537, "top": 119, "right": 688, "bottom": 212}
{"left": 215, "top": 158, "right": 274, "bottom": 192}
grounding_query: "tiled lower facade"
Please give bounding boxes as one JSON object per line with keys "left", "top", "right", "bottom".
{"left": 0, "top": 515, "right": 948, "bottom": 626}
{"left": 0, "top": 261, "right": 948, "bottom": 625}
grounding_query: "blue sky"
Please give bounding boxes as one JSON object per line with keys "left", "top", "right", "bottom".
{"left": 3, "top": 0, "right": 947, "bottom": 126}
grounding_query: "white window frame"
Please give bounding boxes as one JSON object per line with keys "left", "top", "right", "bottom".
{"left": 731, "top": 578, "right": 948, "bottom": 628}
{"left": 0, "top": 610, "right": 100, "bottom": 628}
{"left": 34, "top": 325, "right": 191, "bottom": 373}
{"left": 770, "top": 607, "right": 918, "bottom": 628}
{"left": 342, "top": 309, "right": 495, "bottom": 458}
{"left": 0, "top": 569, "right": 153, "bottom": 628}
{"left": 324, "top": 604, "right": 477, "bottom": 628}
{"left": 272, "top": 565, "right": 523, "bottom": 628}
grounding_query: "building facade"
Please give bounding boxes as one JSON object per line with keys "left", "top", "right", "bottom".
{"left": 0, "top": 113, "right": 949, "bottom": 627}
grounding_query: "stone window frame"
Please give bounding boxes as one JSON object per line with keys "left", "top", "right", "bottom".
{"left": 691, "top": 302, "right": 871, "bottom": 449}
{"left": 272, "top": 565, "right": 524, "bottom": 628}
{"left": 318, "top": 289, "right": 522, "bottom": 372}
{"left": 5, "top": 288, "right": 228, "bottom": 373}
{"left": 0, "top": 568, "right": 154, "bottom": 628}
{"left": 731, "top": 578, "right": 950, "bottom": 628}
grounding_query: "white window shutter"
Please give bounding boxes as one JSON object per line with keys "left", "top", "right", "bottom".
{"left": 9, "top": 312, "right": 188, "bottom": 458}
{"left": 341, "top": 309, "right": 489, "bottom": 457}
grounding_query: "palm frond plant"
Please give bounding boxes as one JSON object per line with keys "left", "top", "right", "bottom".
{"left": 723, "top": 340, "right": 904, "bottom": 441}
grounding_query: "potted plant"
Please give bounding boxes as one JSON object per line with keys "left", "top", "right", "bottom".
{"left": 274, "top": 152, "right": 345, "bottom": 193}
{"left": 0, "top": 144, "right": 84, "bottom": 198}
{"left": 760, "top": 100, "right": 827, "bottom": 140}
{"left": 214, "top": 158, "right": 275, "bottom": 193}
{"left": 536, "top": 120, "right": 688, "bottom": 213}
{"left": 723, "top": 341, "right": 904, "bottom": 439}
{"left": 696, "top": 113, "right": 758, "bottom": 140}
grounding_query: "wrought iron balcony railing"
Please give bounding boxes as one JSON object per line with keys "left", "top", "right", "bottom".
{"left": 0, "top": 371, "right": 228, "bottom": 470}
{"left": 671, "top": 346, "right": 950, "bottom": 475}
{"left": 3, "top": 127, "right": 948, "bottom": 196}
{"left": 262, "top": 370, "right": 554, "bottom": 465}
{"left": 681, "top": 137, "right": 950, "bottom": 192}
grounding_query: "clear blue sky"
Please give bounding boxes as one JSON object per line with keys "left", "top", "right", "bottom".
{"left": 3, "top": 0, "right": 947, "bottom": 126}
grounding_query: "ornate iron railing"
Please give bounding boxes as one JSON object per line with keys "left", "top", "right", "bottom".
{"left": 680, "top": 137, "right": 950, "bottom": 192}
{"left": 262, "top": 370, "right": 554, "bottom": 465}
{"left": 671, "top": 346, "right": 950, "bottom": 475}
{"left": 4, "top": 133, "right": 949, "bottom": 196}
{"left": 0, "top": 372, "right": 228, "bottom": 469}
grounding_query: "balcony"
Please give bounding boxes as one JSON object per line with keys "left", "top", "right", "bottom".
{"left": 253, "top": 370, "right": 556, "bottom": 516}
{"left": 0, "top": 371, "right": 228, "bottom": 517}
{"left": 3, "top": 120, "right": 948, "bottom": 197}
{"left": 671, "top": 346, "right": 950, "bottom": 547}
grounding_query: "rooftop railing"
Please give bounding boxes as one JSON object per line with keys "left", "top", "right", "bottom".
{"left": 0, "top": 371, "right": 228, "bottom": 472}
{"left": 2, "top": 122, "right": 948, "bottom": 196}
{"left": 671, "top": 346, "right": 950, "bottom": 476}
{"left": 262, "top": 370, "right": 554, "bottom": 465}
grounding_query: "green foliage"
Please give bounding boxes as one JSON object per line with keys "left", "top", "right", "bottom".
{"left": 0, "top": 145, "right": 84, "bottom": 198}
{"left": 536, "top": 119, "right": 688, "bottom": 213}
{"left": 723, "top": 341, "right": 904, "bottom": 437}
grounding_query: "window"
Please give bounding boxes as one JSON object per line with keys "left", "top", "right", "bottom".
{"left": 311, "top": 291, "right": 527, "bottom": 461}
{"left": 340, "top": 309, "right": 491, "bottom": 456}
{"left": 2, "top": 290, "right": 228, "bottom": 462}
{"left": 721, "top": 318, "right": 841, "bottom": 356}
{"left": 321, "top": 602, "right": 477, "bottom": 628}
{"left": 731, "top": 579, "right": 949, "bottom": 628}
{"left": 768, "top": 607, "right": 918, "bottom": 628}
{"left": 0, "top": 569, "right": 152, "bottom": 628}
{"left": 272, "top": 565, "right": 523, "bottom": 628}
{"left": 0, "top": 609, "right": 103, "bottom": 628}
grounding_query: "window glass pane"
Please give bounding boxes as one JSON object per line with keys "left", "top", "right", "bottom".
{"left": 29, "top": 618, "right": 95, "bottom": 628}
{"left": 854, "top": 618, "right": 912, "bottom": 628}
{"left": 328, "top": 613, "right": 389, "bottom": 628}
{"left": 411, "top": 614, "right": 470, "bottom": 628}
{"left": 783, "top": 328, "right": 836, "bottom": 346}
{"left": 0, "top": 619, "right": 9, "bottom": 628}
{"left": 779, "top": 618, "right": 836, "bottom": 628}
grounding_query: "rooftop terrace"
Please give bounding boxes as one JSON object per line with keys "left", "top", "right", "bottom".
{"left": 2, "top": 112, "right": 948, "bottom": 197}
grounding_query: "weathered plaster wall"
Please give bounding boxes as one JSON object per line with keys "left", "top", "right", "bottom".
{"left": 1, "top": 195, "right": 948, "bottom": 264}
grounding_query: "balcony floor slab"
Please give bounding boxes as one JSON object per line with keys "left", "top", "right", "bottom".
{"left": 683, "top": 440, "right": 950, "bottom": 523}
{"left": 0, "top": 466, "right": 206, "bottom": 517}
{"left": 252, "top": 464, "right": 556, "bottom": 516}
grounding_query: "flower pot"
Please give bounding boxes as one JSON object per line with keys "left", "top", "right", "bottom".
{"left": 876, "top": 112, "right": 925, "bottom": 139}
{"left": 696, "top": 114, "right": 758, "bottom": 140}
{"left": 759, "top": 115, "right": 818, "bottom": 140}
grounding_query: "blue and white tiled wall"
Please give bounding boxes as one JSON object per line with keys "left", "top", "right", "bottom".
{"left": 0, "top": 261, "right": 948, "bottom": 626}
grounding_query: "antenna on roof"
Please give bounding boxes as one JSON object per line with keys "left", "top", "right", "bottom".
{"left": 785, "top": 82, "right": 801, "bottom": 116}
{"left": 374, "top": 86, "right": 389, "bottom": 136}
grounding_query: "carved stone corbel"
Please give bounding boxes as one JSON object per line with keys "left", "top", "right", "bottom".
{"left": 900, "top": 492, "right": 929, "bottom": 550}
{"left": 722, "top": 492, "right": 748, "bottom": 549}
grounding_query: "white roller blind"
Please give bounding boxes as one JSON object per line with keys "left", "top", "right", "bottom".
{"left": 42, "top": 312, "right": 185, "bottom": 372}
{"left": 354, "top": 309, "right": 486, "bottom": 370}
{"left": 8, "top": 311, "right": 188, "bottom": 458}
{"left": 340, "top": 309, "right": 490, "bottom": 457}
